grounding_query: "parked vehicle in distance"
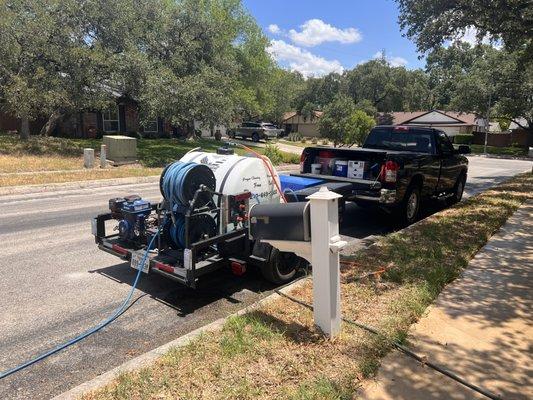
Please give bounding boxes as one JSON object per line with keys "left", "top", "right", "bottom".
{"left": 291, "top": 125, "right": 470, "bottom": 224}
{"left": 229, "top": 122, "right": 283, "bottom": 142}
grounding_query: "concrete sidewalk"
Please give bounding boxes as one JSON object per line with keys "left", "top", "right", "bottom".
{"left": 360, "top": 200, "right": 533, "bottom": 400}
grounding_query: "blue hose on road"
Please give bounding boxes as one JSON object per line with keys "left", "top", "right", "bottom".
{"left": 0, "top": 227, "right": 162, "bottom": 380}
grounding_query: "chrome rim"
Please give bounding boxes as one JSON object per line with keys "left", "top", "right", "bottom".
{"left": 407, "top": 192, "right": 418, "bottom": 220}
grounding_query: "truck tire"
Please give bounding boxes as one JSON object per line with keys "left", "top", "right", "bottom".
{"left": 252, "top": 132, "right": 260, "bottom": 142}
{"left": 398, "top": 184, "right": 420, "bottom": 226}
{"left": 446, "top": 174, "right": 466, "bottom": 205}
{"left": 261, "top": 247, "right": 299, "bottom": 284}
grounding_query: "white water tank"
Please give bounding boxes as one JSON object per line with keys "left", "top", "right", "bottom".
{"left": 179, "top": 151, "right": 281, "bottom": 206}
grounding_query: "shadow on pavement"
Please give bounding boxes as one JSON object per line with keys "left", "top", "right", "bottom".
{"left": 90, "top": 261, "right": 281, "bottom": 317}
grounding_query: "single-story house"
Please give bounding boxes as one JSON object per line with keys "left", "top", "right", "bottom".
{"left": 0, "top": 97, "right": 175, "bottom": 138}
{"left": 281, "top": 110, "right": 323, "bottom": 137}
{"left": 380, "top": 110, "right": 486, "bottom": 137}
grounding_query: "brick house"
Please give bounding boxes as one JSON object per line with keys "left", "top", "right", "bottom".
{"left": 0, "top": 97, "right": 174, "bottom": 138}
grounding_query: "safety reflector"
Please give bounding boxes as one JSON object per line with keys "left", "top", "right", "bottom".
{"left": 155, "top": 262, "right": 174, "bottom": 274}
{"left": 230, "top": 260, "right": 247, "bottom": 276}
{"left": 112, "top": 244, "right": 128, "bottom": 255}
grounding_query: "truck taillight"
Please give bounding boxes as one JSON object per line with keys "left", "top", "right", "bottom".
{"left": 381, "top": 161, "right": 400, "bottom": 183}
{"left": 300, "top": 152, "right": 307, "bottom": 173}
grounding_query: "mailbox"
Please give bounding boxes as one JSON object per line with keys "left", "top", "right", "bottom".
{"left": 249, "top": 202, "right": 311, "bottom": 242}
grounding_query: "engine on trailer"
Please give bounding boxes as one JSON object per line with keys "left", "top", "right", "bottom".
{"left": 109, "top": 195, "right": 153, "bottom": 242}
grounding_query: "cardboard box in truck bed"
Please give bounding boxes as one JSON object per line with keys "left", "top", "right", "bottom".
{"left": 348, "top": 160, "right": 367, "bottom": 179}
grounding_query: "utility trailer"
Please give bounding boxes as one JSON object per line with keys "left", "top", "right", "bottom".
{"left": 92, "top": 190, "right": 253, "bottom": 288}
{"left": 92, "top": 151, "right": 305, "bottom": 288}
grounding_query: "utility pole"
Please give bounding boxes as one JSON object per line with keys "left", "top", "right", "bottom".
{"left": 484, "top": 90, "right": 492, "bottom": 155}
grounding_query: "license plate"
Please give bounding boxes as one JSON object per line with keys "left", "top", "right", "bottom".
{"left": 130, "top": 250, "right": 150, "bottom": 273}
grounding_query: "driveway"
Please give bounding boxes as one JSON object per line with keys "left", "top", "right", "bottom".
{"left": 0, "top": 156, "right": 530, "bottom": 399}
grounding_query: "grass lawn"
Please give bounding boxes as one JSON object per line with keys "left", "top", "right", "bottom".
{"left": 83, "top": 172, "right": 532, "bottom": 400}
{"left": 469, "top": 144, "right": 529, "bottom": 157}
{"left": 0, "top": 133, "right": 298, "bottom": 186}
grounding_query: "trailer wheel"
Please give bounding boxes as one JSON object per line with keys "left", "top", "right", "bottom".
{"left": 261, "top": 247, "right": 299, "bottom": 284}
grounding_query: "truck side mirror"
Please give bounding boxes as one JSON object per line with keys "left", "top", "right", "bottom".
{"left": 457, "top": 145, "right": 471, "bottom": 154}
{"left": 249, "top": 202, "right": 311, "bottom": 242}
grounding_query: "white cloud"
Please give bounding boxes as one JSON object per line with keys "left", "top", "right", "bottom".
{"left": 267, "top": 24, "right": 280, "bottom": 34}
{"left": 373, "top": 51, "right": 408, "bottom": 67}
{"left": 267, "top": 39, "right": 344, "bottom": 78}
{"left": 288, "top": 19, "right": 362, "bottom": 47}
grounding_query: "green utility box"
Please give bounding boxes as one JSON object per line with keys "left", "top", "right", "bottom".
{"left": 103, "top": 135, "right": 137, "bottom": 164}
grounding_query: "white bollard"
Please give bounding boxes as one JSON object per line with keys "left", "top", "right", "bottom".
{"left": 83, "top": 148, "right": 94, "bottom": 169}
{"left": 100, "top": 144, "right": 107, "bottom": 168}
{"left": 307, "top": 187, "right": 346, "bottom": 338}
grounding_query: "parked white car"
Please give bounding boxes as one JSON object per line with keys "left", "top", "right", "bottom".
{"left": 229, "top": 122, "right": 283, "bottom": 142}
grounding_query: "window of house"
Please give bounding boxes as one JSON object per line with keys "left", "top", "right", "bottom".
{"left": 143, "top": 119, "right": 158, "bottom": 133}
{"left": 102, "top": 107, "right": 119, "bottom": 132}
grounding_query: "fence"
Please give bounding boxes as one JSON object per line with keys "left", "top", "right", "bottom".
{"left": 472, "top": 130, "right": 531, "bottom": 148}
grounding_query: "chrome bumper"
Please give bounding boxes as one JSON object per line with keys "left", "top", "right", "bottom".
{"left": 355, "top": 189, "right": 397, "bottom": 204}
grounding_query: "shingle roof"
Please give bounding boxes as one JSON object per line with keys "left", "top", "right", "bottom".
{"left": 388, "top": 110, "right": 479, "bottom": 126}
{"left": 281, "top": 110, "right": 323, "bottom": 122}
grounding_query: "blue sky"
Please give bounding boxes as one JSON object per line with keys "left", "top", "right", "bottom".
{"left": 242, "top": 0, "right": 426, "bottom": 77}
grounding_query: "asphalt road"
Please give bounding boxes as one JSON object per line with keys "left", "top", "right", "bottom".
{"left": 0, "top": 156, "right": 530, "bottom": 399}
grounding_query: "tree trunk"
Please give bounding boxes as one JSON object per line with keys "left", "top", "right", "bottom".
{"left": 40, "top": 110, "right": 63, "bottom": 136}
{"left": 185, "top": 121, "right": 196, "bottom": 141}
{"left": 20, "top": 117, "right": 30, "bottom": 141}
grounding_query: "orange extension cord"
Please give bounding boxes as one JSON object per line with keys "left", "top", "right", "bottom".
{"left": 235, "top": 142, "right": 288, "bottom": 203}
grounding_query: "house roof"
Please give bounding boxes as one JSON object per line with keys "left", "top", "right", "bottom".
{"left": 281, "top": 110, "right": 323, "bottom": 122}
{"left": 388, "top": 110, "right": 479, "bottom": 126}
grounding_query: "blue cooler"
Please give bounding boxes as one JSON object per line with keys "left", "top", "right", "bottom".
{"left": 333, "top": 160, "right": 348, "bottom": 177}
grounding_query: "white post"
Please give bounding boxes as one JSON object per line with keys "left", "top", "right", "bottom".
{"left": 307, "top": 187, "right": 346, "bottom": 338}
{"left": 83, "top": 148, "right": 94, "bottom": 169}
{"left": 100, "top": 144, "right": 107, "bottom": 168}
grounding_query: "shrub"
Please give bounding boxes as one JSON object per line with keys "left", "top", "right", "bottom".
{"left": 321, "top": 139, "right": 329, "bottom": 145}
{"left": 454, "top": 134, "right": 473, "bottom": 144}
{"left": 311, "top": 137, "right": 318, "bottom": 144}
{"left": 287, "top": 132, "right": 302, "bottom": 142}
{"left": 300, "top": 137, "right": 307, "bottom": 143}
{"left": 262, "top": 144, "right": 284, "bottom": 165}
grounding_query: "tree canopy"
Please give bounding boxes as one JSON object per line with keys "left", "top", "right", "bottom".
{"left": 318, "top": 94, "right": 375, "bottom": 146}
{"left": 395, "top": 0, "right": 533, "bottom": 55}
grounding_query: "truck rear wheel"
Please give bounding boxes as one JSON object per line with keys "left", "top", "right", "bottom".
{"left": 398, "top": 185, "right": 420, "bottom": 226}
{"left": 261, "top": 247, "right": 299, "bottom": 284}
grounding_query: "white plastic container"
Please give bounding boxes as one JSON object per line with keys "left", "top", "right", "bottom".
{"left": 179, "top": 151, "right": 281, "bottom": 206}
{"left": 311, "top": 163, "right": 322, "bottom": 174}
{"left": 348, "top": 160, "right": 366, "bottom": 179}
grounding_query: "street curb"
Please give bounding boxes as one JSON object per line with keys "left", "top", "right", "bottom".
{"left": 468, "top": 153, "right": 532, "bottom": 161}
{"left": 0, "top": 175, "right": 160, "bottom": 197}
{"left": 52, "top": 277, "right": 309, "bottom": 400}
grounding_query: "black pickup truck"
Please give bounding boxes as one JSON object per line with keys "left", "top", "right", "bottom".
{"left": 291, "top": 125, "right": 470, "bottom": 224}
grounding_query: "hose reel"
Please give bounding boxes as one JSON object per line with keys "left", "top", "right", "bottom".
{"left": 160, "top": 161, "right": 217, "bottom": 249}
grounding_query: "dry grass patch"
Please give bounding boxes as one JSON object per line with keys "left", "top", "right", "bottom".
{"left": 83, "top": 173, "right": 532, "bottom": 400}
{"left": 0, "top": 166, "right": 161, "bottom": 187}
{"left": 0, "top": 154, "right": 84, "bottom": 173}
